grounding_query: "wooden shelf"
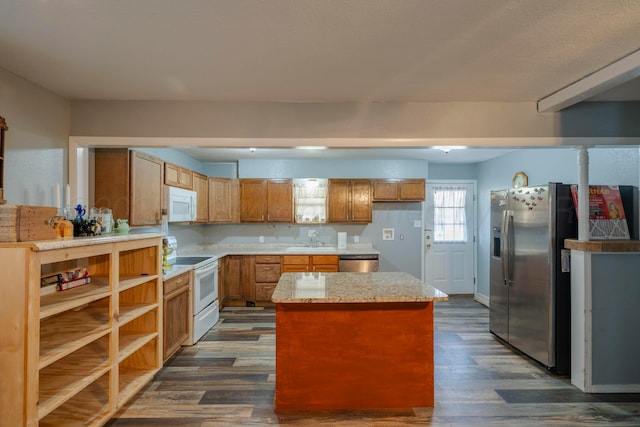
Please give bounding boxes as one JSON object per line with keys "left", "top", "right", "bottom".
{"left": 119, "top": 302, "right": 157, "bottom": 325}
{"left": 39, "top": 305, "right": 111, "bottom": 369}
{"left": 39, "top": 374, "right": 111, "bottom": 427}
{"left": 119, "top": 338, "right": 159, "bottom": 404}
{"left": 38, "top": 336, "right": 111, "bottom": 420}
{"left": 120, "top": 274, "right": 160, "bottom": 292}
{"left": 119, "top": 331, "right": 159, "bottom": 362}
{"left": 2, "top": 234, "right": 162, "bottom": 426}
{"left": 40, "top": 278, "right": 110, "bottom": 320}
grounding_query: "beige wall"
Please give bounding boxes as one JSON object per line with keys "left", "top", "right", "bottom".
{"left": 0, "top": 68, "right": 70, "bottom": 206}
{"left": 71, "top": 100, "right": 560, "bottom": 140}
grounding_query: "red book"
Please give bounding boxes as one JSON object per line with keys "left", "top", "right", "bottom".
{"left": 57, "top": 277, "right": 91, "bottom": 291}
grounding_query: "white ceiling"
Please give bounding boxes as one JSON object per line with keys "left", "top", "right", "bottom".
{"left": 2, "top": 1, "right": 640, "bottom": 162}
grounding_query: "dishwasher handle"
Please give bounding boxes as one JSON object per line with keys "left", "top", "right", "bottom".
{"left": 339, "top": 254, "right": 379, "bottom": 261}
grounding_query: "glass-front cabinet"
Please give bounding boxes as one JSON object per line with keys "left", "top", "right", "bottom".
{"left": 293, "top": 178, "right": 328, "bottom": 224}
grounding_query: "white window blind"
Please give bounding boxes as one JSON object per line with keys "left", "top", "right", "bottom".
{"left": 433, "top": 186, "right": 467, "bottom": 243}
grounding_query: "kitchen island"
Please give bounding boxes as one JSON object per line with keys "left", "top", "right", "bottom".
{"left": 271, "top": 272, "right": 448, "bottom": 411}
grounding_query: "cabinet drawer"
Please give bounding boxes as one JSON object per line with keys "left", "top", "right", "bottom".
{"left": 164, "top": 271, "right": 191, "bottom": 295}
{"left": 311, "top": 255, "right": 339, "bottom": 265}
{"left": 282, "top": 255, "right": 309, "bottom": 265}
{"left": 255, "top": 255, "right": 281, "bottom": 264}
{"left": 255, "top": 264, "right": 281, "bottom": 282}
{"left": 255, "top": 283, "right": 278, "bottom": 301}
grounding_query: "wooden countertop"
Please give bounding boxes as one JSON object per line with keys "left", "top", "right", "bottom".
{"left": 0, "top": 231, "right": 164, "bottom": 250}
{"left": 271, "top": 272, "right": 448, "bottom": 304}
{"left": 564, "top": 239, "right": 640, "bottom": 252}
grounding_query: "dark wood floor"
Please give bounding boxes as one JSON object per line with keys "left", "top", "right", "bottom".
{"left": 108, "top": 296, "right": 640, "bottom": 426}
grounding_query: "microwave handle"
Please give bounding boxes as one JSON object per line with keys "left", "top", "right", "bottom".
{"left": 192, "top": 194, "right": 196, "bottom": 220}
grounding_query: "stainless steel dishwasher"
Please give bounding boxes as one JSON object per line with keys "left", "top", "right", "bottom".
{"left": 338, "top": 254, "right": 379, "bottom": 272}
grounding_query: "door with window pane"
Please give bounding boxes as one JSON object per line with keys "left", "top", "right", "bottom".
{"left": 424, "top": 182, "right": 475, "bottom": 295}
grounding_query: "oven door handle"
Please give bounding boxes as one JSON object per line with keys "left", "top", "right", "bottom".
{"left": 195, "top": 262, "right": 217, "bottom": 275}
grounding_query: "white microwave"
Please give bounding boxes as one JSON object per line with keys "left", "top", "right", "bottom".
{"left": 167, "top": 186, "right": 197, "bottom": 222}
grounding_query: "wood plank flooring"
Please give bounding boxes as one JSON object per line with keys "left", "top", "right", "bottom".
{"left": 107, "top": 296, "right": 640, "bottom": 426}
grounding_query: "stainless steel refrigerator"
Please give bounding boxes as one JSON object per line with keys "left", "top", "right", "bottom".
{"left": 490, "top": 183, "right": 576, "bottom": 374}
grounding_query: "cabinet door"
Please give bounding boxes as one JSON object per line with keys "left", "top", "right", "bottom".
{"left": 164, "top": 283, "right": 189, "bottom": 361}
{"left": 328, "top": 179, "right": 350, "bottom": 223}
{"left": 165, "top": 162, "right": 193, "bottom": 190}
{"left": 130, "top": 151, "right": 164, "bottom": 226}
{"left": 351, "top": 179, "right": 372, "bottom": 223}
{"left": 240, "top": 179, "right": 267, "bottom": 222}
{"left": 95, "top": 148, "right": 130, "bottom": 222}
{"left": 192, "top": 172, "right": 208, "bottom": 223}
{"left": 311, "top": 255, "right": 339, "bottom": 272}
{"left": 399, "top": 179, "right": 425, "bottom": 201}
{"left": 241, "top": 256, "right": 256, "bottom": 302}
{"left": 224, "top": 256, "right": 243, "bottom": 302}
{"left": 209, "top": 177, "right": 233, "bottom": 223}
{"left": 373, "top": 179, "right": 399, "bottom": 201}
{"left": 267, "top": 179, "right": 293, "bottom": 222}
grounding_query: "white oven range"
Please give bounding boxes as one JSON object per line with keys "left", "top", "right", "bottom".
{"left": 166, "top": 248, "right": 219, "bottom": 344}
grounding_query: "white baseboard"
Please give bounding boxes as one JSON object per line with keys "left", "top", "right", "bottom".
{"left": 474, "top": 293, "right": 489, "bottom": 307}
{"left": 586, "top": 383, "right": 640, "bottom": 393}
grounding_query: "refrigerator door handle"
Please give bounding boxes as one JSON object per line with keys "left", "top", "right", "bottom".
{"left": 501, "top": 209, "right": 514, "bottom": 286}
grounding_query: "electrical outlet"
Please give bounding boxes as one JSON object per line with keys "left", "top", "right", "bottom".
{"left": 259, "top": 235, "right": 264, "bottom": 243}
{"left": 354, "top": 235, "right": 359, "bottom": 243}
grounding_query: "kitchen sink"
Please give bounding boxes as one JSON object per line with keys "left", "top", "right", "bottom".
{"left": 285, "top": 246, "right": 337, "bottom": 252}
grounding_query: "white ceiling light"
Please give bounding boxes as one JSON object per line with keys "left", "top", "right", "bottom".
{"left": 433, "top": 146, "right": 466, "bottom": 154}
{"left": 295, "top": 146, "right": 328, "bottom": 150}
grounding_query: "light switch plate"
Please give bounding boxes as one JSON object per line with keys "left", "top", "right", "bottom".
{"left": 413, "top": 220, "right": 422, "bottom": 228}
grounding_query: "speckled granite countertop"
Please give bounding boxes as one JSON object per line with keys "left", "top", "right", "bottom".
{"left": 272, "top": 272, "right": 448, "bottom": 303}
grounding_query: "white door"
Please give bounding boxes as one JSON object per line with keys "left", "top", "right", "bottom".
{"left": 423, "top": 182, "right": 476, "bottom": 295}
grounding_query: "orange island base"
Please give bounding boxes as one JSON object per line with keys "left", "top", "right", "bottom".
{"left": 271, "top": 271, "right": 448, "bottom": 411}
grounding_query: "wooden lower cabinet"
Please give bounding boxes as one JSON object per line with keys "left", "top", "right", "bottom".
{"left": 311, "top": 255, "right": 340, "bottom": 272}
{"left": 282, "top": 254, "right": 339, "bottom": 273}
{"left": 221, "top": 253, "right": 339, "bottom": 307}
{"left": 254, "top": 255, "right": 281, "bottom": 302}
{"left": 282, "top": 255, "right": 311, "bottom": 272}
{"left": 163, "top": 271, "right": 191, "bottom": 362}
{"left": 0, "top": 235, "right": 163, "bottom": 427}
{"left": 223, "top": 255, "right": 243, "bottom": 304}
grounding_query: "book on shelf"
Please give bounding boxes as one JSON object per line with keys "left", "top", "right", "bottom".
{"left": 57, "top": 276, "right": 92, "bottom": 291}
{"left": 40, "top": 267, "right": 90, "bottom": 287}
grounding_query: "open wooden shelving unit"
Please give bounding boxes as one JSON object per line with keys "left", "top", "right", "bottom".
{"left": 0, "top": 234, "right": 163, "bottom": 427}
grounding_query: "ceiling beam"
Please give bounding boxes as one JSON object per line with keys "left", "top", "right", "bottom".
{"left": 537, "top": 49, "right": 640, "bottom": 113}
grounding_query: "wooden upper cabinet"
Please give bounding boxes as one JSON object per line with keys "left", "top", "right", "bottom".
{"left": 350, "top": 179, "right": 373, "bottom": 222}
{"left": 328, "top": 179, "right": 372, "bottom": 223}
{"left": 327, "top": 179, "right": 350, "bottom": 223}
{"left": 267, "top": 179, "right": 293, "bottom": 223}
{"left": 164, "top": 162, "right": 193, "bottom": 190}
{"left": 373, "top": 179, "right": 425, "bottom": 201}
{"left": 240, "top": 179, "right": 292, "bottom": 223}
{"left": 95, "top": 149, "right": 164, "bottom": 226}
{"left": 399, "top": 179, "right": 426, "bottom": 201}
{"left": 240, "top": 179, "right": 267, "bottom": 222}
{"left": 209, "top": 177, "right": 239, "bottom": 223}
{"left": 192, "top": 172, "right": 208, "bottom": 223}
{"left": 130, "top": 151, "right": 164, "bottom": 225}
